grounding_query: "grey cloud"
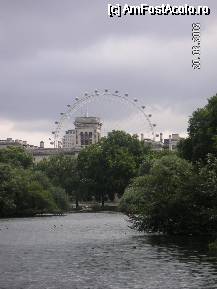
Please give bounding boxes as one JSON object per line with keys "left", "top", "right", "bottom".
{"left": 0, "top": 0, "right": 216, "bottom": 143}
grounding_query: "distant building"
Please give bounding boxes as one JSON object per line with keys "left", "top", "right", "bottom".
{"left": 163, "top": 133, "right": 182, "bottom": 151}
{"left": 39, "top": 141, "right": 44, "bottom": 148}
{"left": 62, "top": 116, "right": 102, "bottom": 149}
{"left": 141, "top": 133, "right": 183, "bottom": 152}
{"left": 0, "top": 138, "right": 48, "bottom": 152}
{"left": 30, "top": 147, "right": 80, "bottom": 163}
{"left": 62, "top": 129, "right": 75, "bottom": 148}
{"left": 0, "top": 128, "right": 184, "bottom": 163}
{"left": 0, "top": 138, "right": 38, "bottom": 149}
{"left": 142, "top": 137, "right": 164, "bottom": 151}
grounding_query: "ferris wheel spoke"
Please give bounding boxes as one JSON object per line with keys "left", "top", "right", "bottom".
{"left": 51, "top": 90, "right": 157, "bottom": 147}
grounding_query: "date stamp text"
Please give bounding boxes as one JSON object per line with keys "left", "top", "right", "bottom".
{"left": 192, "top": 23, "right": 201, "bottom": 70}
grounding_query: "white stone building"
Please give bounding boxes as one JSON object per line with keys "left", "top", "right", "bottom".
{"left": 62, "top": 129, "right": 76, "bottom": 148}
{"left": 163, "top": 133, "right": 182, "bottom": 151}
{"left": 62, "top": 116, "right": 102, "bottom": 149}
{"left": 0, "top": 138, "right": 37, "bottom": 149}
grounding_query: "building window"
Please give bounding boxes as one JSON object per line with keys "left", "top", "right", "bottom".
{"left": 84, "top": 132, "right": 89, "bottom": 145}
{"left": 80, "top": 132, "right": 85, "bottom": 145}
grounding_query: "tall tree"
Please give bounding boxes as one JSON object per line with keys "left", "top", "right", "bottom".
{"left": 36, "top": 155, "right": 80, "bottom": 207}
{"left": 121, "top": 154, "right": 217, "bottom": 236}
{"left": 0, "top": 163, "right": 67, "bottom": 217}
{"left": 0, "top": 146, "right": 33, "bottom": 168}
{"left": 178, "top": 94, "right": 217, "bottom": 162}
{"left": 77, "top": 130, "right": 149, "bottom": 206}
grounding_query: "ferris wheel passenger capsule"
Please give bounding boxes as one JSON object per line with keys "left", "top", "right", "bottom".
{"left": 124, "top": 93, "right": 128, "bottom": 97}
{"left": 148, "top": 114, "right": 152, "bottom": 117}
{"left": 94, "top": 90, "right": 98, "bottom": 94}
{"left": 153, "top": 124, "right": 156, "bottom": 127}
{"left": 84, "top": 93, "right": 88, "bottom": 96}
{"left": 60, "top": 112, "right": 64, "bottom": 115}
{"left": 142, "top": 106, "right": 146, "bottom": 109}
{"left": 115, "top": 90, "right": 119, "bottom": 94}
{"left": 52, "top": 131, "right": 55, "bottom": 134}
{"left": 75, "top": 97, "right": 79, "bottom": 101}
{"left": 55, "top": 121, "right": 59, "bottom": 124}
{"left": 105, "top": 89, "right": 108, "bottom": 92}
{"left": 134, "top": 99, "right": 138, "bottom": 102}
{"left": 67, "top": 104, "right": 71, "bottom": 107}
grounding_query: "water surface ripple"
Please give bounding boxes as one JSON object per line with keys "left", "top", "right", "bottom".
{"left": 0, "top": 213, "right": 217, "bottom": 289}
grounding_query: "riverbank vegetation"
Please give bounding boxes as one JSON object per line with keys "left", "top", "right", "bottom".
{"left": 120, "top": 94, "right": 217, "bottom": 240}
{"left": 37, "top": 130, "right": 151, "bottom": 208}
{"left": 1, "top": 93, "right": 217, "bottom": 245}
{"left": 0, "top": 147, "right": 68, "bottom": 217}
{"left": 120, "top": 154, "right": 217, "bottom": 236}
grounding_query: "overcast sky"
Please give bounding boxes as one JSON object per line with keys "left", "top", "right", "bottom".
{"left": 0, "top": 0, "right": 217, "bottom": 145}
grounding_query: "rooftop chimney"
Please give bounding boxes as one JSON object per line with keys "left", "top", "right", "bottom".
{"left": 40, "top": 141, "right": 44, "bottom": 148}
{"left": 160, "top": 132, "right": 163, "bottom": 143}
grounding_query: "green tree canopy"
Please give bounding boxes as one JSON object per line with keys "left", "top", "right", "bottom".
{"left": 0, "top": 146, "right": 33, "bottom": 168}
{"left": 36, "top": 155, "right": 80, "bottom": 206}
{"left": 121, "top": 154, "right": 217, "bottom": 236}
{"left": 178, "top": 94, "right": 217, "bottom": 162}
{"left": 77, "top": 130, "right": 150, "bottom": 206}
{"left": 0, "top": 148, "right": 69, "bottom": 217}
{"left": 0, "top": 163, "right": 68, "bottom": 217}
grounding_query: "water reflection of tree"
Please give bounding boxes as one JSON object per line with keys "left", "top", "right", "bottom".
{"left": 131, "top": 235, "right": 217, "bottom": 265}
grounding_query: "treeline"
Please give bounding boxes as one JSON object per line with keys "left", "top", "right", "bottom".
{"left": 1, "top": 92, "right": 217, "bottom": 236}
{"left": 0, "top": 130, "right": 152, "bottom": 217}
{"left": 0, "top": 147, "right": 68, "bottom": 217}
{"left": 120, "top": 93, "right": 217, "bottom": 237}
{"left": 37, "top": 130, "right": 151, "bottom": 208}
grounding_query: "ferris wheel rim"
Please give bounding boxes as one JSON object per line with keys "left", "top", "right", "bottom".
{"left": 51, "top": 89, "right": 157, "bottom": 148}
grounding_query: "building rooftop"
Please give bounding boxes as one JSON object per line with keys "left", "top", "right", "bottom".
{"left": 74, "top": 116, "right": 102, "bottom": 124}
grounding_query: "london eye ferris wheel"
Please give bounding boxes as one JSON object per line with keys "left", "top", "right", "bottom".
{"left": 50, "top": 89, "right": 157, "bottom": 148}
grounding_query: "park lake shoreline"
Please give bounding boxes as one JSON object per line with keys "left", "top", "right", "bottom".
{"left": 1, "top": 212, "right": 217, "bottom": 288}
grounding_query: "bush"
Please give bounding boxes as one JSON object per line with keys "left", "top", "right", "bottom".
{"left": 209, "top": 240, "right": 217, "bottom": 254}
{"left": 121, "top": 155, "right": 217, "bottom": 236}
{"left": 0, "top": 146, "right": 33, "bottom": 168}
{"left": 119, "top": 176, "right": 147, "bottom": 214}
{"left": 0, "top": 163, "right": 69, "bottom": 217}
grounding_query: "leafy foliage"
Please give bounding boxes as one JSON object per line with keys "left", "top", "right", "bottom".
{"left": 121, "top": 154, "right": 217, "bottom": 236}
{"left": 0, "top": 147, "right": 69, "bottom": 217}
{"left": 119, "top": 176, "right": 147, "bottom": 214}
{"left": 77, "top": 130, "right": 149, "bottom": 206}
{"left": 138, "top": 150, "right": 173, "bottom": 175}
{"left": 0, "top": 146, "right": 33, "bottom": 168}
{"left": 36, "top": 155, "right": 79, "bottom": 206}
{"left": 178, "top": 94, "right": 217, "bottom": 162}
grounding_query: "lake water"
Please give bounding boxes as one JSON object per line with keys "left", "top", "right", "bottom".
{"left": 0, "top": 213, "right": 217, "bottom": 289}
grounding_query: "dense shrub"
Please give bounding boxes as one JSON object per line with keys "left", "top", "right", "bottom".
{"left": 0, "top": 148, "right": 69, "bottom": 217}
{"left": 121, "top": 155, "right": 217, "bottom": 236}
